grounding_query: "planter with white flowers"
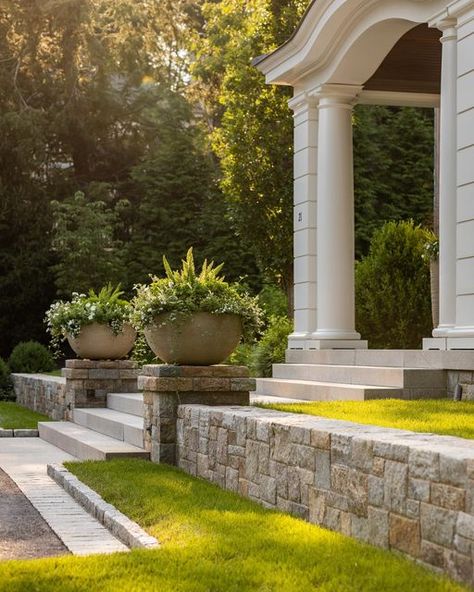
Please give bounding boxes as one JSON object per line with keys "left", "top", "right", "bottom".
{"left": 45, "top": 285, "right": 136, "bottom": 360}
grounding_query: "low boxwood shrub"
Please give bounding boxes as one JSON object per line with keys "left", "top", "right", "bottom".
{"left": 8, "top": 341, "right": 55, "bottom": 374}
{"left": 355, "top": 220, "right": 432, "bottom": 349}
{"left": 0, "top": 357, "right": 13, "bottom": 400}
{"left": 251, "top": 315, "right": 293, "bottom": 377}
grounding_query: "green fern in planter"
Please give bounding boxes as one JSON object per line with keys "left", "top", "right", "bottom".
{"left": 131, "top": 248, "right": 263, "bottom": 342}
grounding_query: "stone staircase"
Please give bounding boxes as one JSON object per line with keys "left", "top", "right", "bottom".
{"left": 255, "top": 350, "right": 449, "bottom": 401}
{"left": 39, "top": 393, "right": 149, "bottom": 461}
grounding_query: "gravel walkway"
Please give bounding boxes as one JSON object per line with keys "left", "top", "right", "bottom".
{"left": 0, "top": 468, "right": 68, "bottom": 561}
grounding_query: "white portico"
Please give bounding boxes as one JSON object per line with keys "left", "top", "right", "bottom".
{"left": 255, "top": 0, "right": 474, "bottom": 352}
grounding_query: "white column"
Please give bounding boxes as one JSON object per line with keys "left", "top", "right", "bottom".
{"left": 432, "top": 21, "right": 457, "bottom": 341}
{"left": 446, "top": 6, "right": 474, "bottom": 348}
{"left": 288, "top": 93, "right": 318, "bottom": 349}
{"left": 311, "top": 85, "right": 367, "bottom": 349}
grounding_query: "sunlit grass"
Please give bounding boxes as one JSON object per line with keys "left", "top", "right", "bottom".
{"left": 0, "top": 460, "right": 467, "bottom": 591}
{"left": 257, "top": 399, "right": 474, "bottom": 439}
{"left": 0, "top": 401, "right": 50, "bottom": 429}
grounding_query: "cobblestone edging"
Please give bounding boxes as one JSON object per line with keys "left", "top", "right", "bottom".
{"left": 177, "top": 405, "right": 474, "bottom": 586}
{"left": 0, "top": 429, "right": 39, "bottom": 437}
{"left": 47, "top": 464, "right": 159, "bottom": 550}
{"left": 12, "top": 374, "right": 67, "bottom": 420}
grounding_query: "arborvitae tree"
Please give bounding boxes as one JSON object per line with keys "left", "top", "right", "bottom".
{"left": 125, "top": 89, "right": 260, "bottom": 288}
{"left": 355, "top": 220, "right": 432, "bottom": 349}
{"left": 50, "top": 188, "right": 125, "bottom": 296}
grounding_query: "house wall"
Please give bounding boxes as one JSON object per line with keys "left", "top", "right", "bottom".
{"left": 454, "top": 9, "right": 474, "bottom": 338}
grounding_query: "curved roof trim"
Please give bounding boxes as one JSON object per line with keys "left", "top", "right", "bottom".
{"left": 254, "top": 0, "right": 452, "bottom": 87}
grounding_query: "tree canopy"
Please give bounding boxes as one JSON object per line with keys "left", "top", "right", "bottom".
{"left": 0, "top": 0, "right": 435, "bottom": 356}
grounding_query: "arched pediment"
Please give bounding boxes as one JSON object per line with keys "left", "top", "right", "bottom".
{"left": 255, "top": 0, "right": 448, "bottom": 90}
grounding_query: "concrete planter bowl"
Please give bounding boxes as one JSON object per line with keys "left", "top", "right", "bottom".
{"left": 144, "top": 312, "right": 242, "bottom": 365}
{"left": 67, "top": 322, "right": 137, "bottom": 360}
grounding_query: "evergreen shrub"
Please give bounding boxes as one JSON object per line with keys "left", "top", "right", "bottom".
{"left": 258, "top": 285, "right": 288, "bottom": 318}
{"left": 251, "top": 316, "right": 293, "bottom": 377}
{"left": 0, "top": 357, "right": 14, "bottom": 400}
{"left": 8, "top": 341, "right": 55, "bottom": 374}
{"left": 355, "top": 220, "right": 432, "bottom": 349}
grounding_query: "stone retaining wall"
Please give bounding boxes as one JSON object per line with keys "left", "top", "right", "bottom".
{"left": 448, "top": 370, "right": 474, "bottom": 400}
{"left": 177, "top": 404, "right": 474, "bottom": 586}
{"left": 13, "top": 360, "right": 139, "bottom": 420}
{"left": 12, "top": 374, "right": 67, "bottom": 420}
{"left": 64, "top": 359, "right": 139, "bottom": 411}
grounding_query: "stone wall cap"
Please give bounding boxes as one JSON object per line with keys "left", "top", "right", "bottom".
{"left": 12, "top": 373, "right": 66, "bottom": 384}
{"left": 65, "top": 359, "right": 137, "bottom": 369}
{"left": 141, "top": 364, "right": 250, "bottom": 378}
{"left": 179, "top": 404, "right": 474, "bottom": 460}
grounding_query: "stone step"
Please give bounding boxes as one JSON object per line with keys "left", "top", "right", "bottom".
{"left": 73, "top": 408, "right": 144, "bottom": 448}
{"left": 107, "top": 392, "right": 144, "bottom": 417}
{"left": 272, "top": 363, "right": 447, "bottom": 388}
{"left": 285, "top": 349, "right": 464, "bottom": 369}
{"left": 255, "top": 378, "right": 408, "bottom": 401}
{"left": 39, "top": 422, "right": 149, "bottom": 461}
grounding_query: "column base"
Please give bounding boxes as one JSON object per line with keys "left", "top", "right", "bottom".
{"left": 432, "top": 324, "right": 455, "bottom": 338}
{"left": 306, "top": 339, "right": 368, "bottom": 350}
{"left": 288, "top": 332, "right": 312, "bottom": 350}
{"left": 424, "top": 335, "right": 474, "bottom": 350}
{"left": 423, "top": 337, "right": 448, "bottom": 351}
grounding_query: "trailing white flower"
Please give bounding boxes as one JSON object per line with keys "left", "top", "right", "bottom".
{"left": 45, "top": 284, "right": 133, "bottom": 356}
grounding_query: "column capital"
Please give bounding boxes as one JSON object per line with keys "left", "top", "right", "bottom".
{"left": 314, "top": 84, "right": 363, "bottom": 109}
{"left": 434, "top": 17, "right": 458, "bottom": 41}
{"left": 429, "top": 12, "right": 457, "bottom": 37}
{"left": 288, "top": 91, "right": 319, "bottom": 115}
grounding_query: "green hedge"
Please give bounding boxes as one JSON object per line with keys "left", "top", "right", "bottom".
{"left": 355, "top": 220, "right": 432, "bottom": 349}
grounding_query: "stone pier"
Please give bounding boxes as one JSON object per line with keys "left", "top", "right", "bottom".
{"left": 138, "top": 364, "right": 255, "bottom": 465}
{"left": 63, "top": 360, "right": 139, "bottom": 418}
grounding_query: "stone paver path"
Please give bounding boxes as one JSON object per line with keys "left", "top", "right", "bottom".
{"left": 0, "top": 438, "right": 128, "bottom": 557}
{"left": 0, "top": 468, "right": 68, "bottom": 560}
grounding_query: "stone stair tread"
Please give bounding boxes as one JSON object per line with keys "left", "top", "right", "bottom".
{"left": 257, "top": 378, "right": 400, "bottom": 390}
{"left": 271, "top": 363, "right": 446, "bottom": 389}
{"left": 107, "top": 392, "right": 143, "bottom": 417}
{"left": 275, "top": 363, "right": 436, "bottom": 370}
{"left": 74, "top": 407, "right": 143, "bottom": 428}
{"left": 73, "top": 407, "right": 144, "bottom": 448}
{"left": 39, "top": 422, "right": 149, "bottom": 461}
{"left": 255, "top": 377, "right": 406, "bottom": 402}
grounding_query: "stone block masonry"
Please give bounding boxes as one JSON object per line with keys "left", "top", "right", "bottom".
{"left": 140, "top": 364, "right": 255, "bottom": 465}
{"left": 64, "top": 360, "right": 139, "bottom": 417}
{"left": 177, "top": 405, "right": 474, "bottom": 587}
{"left": 13, "top": 374, "right": 67, "bottom": 420}
{"left": 13, "top": 360, "right": 139, "bottom": 420}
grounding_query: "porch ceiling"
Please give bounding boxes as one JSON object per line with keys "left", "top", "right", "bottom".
{"left": 364, "top": 24, "right": 441, "bottom": 95}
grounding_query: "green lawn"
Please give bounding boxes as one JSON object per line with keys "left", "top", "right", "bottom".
{"left": 0, "top": 459, "right": 467, "bottom": 592}
{"left": 0, "top": 401, "right": 50, "bottom": 429}
{"left": 257, "top": 399, "right": 474, "bottom": 440}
